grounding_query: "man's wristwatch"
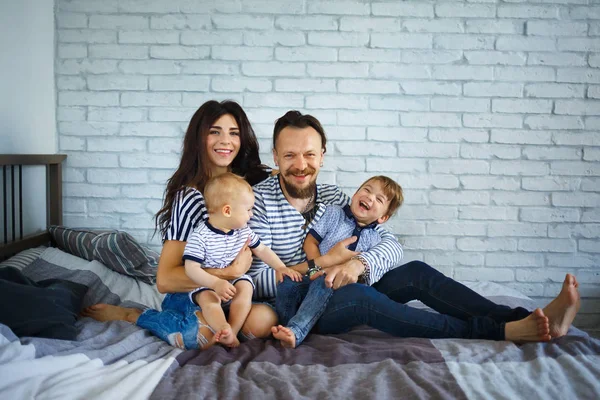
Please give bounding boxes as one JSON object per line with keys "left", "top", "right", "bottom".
{"left": 306, "top": 259, "right": 322, "bottom": 278}
{"left": 351, "top": 256, "right": 370, "bottom": 284}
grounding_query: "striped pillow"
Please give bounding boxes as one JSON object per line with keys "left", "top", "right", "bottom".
{"left": 0, "top": 246, "right": 47, "bottom": 270}
{"left": 91, "top": 231, "right": 159, "bottom": 285}
{"left": 48, "top": 226, "right": 105, "bottom": 261}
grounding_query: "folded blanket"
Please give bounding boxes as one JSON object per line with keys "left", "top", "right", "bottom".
{"left": 0, "top": 267, "right": 87, "bottom": 340}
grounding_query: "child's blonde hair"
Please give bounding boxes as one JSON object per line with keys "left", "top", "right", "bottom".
{"left": 203, "top": 173, "right": 253, "bottom": 213}
{"left": 358, "top": 176, "right": 404, "bottom": 217}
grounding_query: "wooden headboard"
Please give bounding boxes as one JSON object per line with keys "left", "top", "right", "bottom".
{"left": 0, "top": 154, "right": 67, "bottom": 259}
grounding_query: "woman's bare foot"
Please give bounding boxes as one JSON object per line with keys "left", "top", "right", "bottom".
{"left": 543, "top": 273, "right": 581, "bottom": 338}
{"left": 271, "top": 325, "right": 297, "bottom": 348}
{"left": 80, "top": 304, "right": 142, "bottom": 324}
{"left": 505, "top": 308, "right": 551, "bottom": 343}
{"left": 215, "top": 325, "right": 239, "bottom": 347}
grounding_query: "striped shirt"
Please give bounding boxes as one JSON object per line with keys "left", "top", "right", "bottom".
{"left": 164, "top": 187, "right": 208, "bottom": 242}
{"left": 183, "top": 221, "right": 259, "bottom": 297}
{"left": 248, "top": 175, "right": 404, "bottom": 299}
{"left": 183, "top": 221, "right": 261, "bottom": 267}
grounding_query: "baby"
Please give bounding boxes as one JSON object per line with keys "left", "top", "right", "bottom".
{"left": 184, "top": 173, "right": 302, "bottom": 347}
{"left": 272, "top": 175, "right": 404, "bottom": 348}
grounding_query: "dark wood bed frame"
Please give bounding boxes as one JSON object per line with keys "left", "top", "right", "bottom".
{"left": 0, "top": 154, "right": 66, "bottom": 260}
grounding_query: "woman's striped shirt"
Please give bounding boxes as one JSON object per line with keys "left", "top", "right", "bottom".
{"left": 164, "top": 187, "right": 208, "bottom": 242}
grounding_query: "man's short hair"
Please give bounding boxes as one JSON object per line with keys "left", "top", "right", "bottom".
{"left": 359, "top": 176, "right": 404, "bottom": 217}
{"left": 273, "top": 110, "right": 327, "bottom": 153}
{"left": 203, "top": 173, "right": 253, "bottom": 212}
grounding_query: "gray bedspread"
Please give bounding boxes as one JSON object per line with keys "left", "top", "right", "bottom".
{"left": 1, "top": 248, "right": 599, "bottom": 399}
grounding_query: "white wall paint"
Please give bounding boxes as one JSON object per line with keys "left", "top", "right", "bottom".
{"left": 0, "top": 0, "right": 56, "bottom": 238}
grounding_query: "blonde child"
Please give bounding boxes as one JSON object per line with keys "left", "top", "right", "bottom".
{"left": 184, "top": 173, "right": 302, "bottom": 347}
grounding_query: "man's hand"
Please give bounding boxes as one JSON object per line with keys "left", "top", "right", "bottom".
{"left": 228, "top": 238, "right": 252, "bottom": 278}
{"left": 310, "top": 258, "right": 364, "bottom": 289}
{"left": 213, "top": 279, "right": 236, "bottom": 302}
{"left": 276, "top": 268, "right": 303, "bottom": 283}
{"left": 320, "top": 236, "right": 360, "bottom": 267}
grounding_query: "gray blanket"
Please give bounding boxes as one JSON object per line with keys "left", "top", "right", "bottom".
{"left": 1, "top": 248, "right": 599, "bottom": 399}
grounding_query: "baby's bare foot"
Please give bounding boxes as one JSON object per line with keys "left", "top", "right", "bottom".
{"left": 80, "top": 304, "right": 141, "bottom": 324}
{"left": 272, "top": 325, "right": 297, "bottom": 348}
{"left": 505, "top": 308, "right": 551, "bottom": 343}
{"left": 215, "top": 325, "right": 239, "bottom": 347}
{"left": 543, "top": 273, "right": 581, "bottom": 338}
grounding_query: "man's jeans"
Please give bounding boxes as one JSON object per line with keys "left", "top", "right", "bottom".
{"left": 276, "top": 275, "right": 333, "bottom": 346}
{"left": 314, "top": 261, "right": 530, "bottom": 340}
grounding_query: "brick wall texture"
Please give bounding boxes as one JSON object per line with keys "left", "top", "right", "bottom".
{"left": 56, "top": 0, "right": 600, "bottom": 335}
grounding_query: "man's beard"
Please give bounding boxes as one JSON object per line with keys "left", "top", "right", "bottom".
{"left": 282, "top": 167, "right": 317, "bottom": 199}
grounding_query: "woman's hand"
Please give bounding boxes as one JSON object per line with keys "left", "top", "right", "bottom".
{"left": 225, "top": 238, "right": 253, "bottom": 279}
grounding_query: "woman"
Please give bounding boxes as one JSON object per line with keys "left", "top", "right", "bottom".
{"left": 83, "top": 100, "right": 277, "bottom": 349}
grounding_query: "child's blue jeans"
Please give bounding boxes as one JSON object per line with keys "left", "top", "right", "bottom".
{"left": 276, "top": 275, "right": 334, "bottom": 346}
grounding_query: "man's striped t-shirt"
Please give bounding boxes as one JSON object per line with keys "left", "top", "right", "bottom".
{"left": 248, "top": 175, "right": 404, "bottom": 299}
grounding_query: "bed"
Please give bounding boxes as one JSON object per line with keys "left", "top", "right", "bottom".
{"left": 1, "top": 154, "right": 599, "bottom": 400}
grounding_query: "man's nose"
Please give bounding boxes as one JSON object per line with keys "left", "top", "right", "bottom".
{"left": 294, "top": 156, "right": 307, "bottom": 171}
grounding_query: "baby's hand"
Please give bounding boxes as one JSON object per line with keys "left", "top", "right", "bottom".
{"left": 276, "top": 268, "right": 303, "bottom": 283}
{"left": 214, "top": 279, "right": 236, "bottom": 301}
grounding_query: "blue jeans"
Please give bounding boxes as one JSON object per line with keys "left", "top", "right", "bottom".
{"left": 136, "top": 293, "right": 274, "bottom": 349}
{"left": 137, "top": 293, "right": 207, "bottom": 349}
{"left": 315, "top": 261, "right": 531, "bottom": 340}
{"left": 276, "top": 275, "right": 334, "bottom": 346}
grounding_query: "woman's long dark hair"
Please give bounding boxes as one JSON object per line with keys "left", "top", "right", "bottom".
{"left": 155, "top": 100, "right": 269, "bottom": 239}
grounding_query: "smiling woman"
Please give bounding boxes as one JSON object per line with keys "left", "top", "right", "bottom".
{"left": 82, "top": 100, "right": 276, "bottom": 349}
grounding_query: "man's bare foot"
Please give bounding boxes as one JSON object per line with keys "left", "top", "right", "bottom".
{"left": 271, "top": 325, "right": 297, "bottom": 348}
{"left": 215, "top": 325, "right": 239, "bottom": 347}
{"left": 80, "top": 304, "right": 142, "bottom": 324}
{"left": 543, "top": 273, "right": 581, "bottom": 338}
{"left": 505, "top": 308, "right": 551, "bottom": 343}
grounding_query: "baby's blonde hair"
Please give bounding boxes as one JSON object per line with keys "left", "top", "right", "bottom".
{"left": 203, "top": 173, "right": 253, "bottom": 213}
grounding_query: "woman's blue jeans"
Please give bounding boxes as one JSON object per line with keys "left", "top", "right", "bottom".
{"left": 276, "top": 275, "right": 333, "bottom": 346}
{"left": 137, "top": 292, "right": 206, "bottom": 349}
{"left": 313, "top": 261, "right": 530, "bottom": 340}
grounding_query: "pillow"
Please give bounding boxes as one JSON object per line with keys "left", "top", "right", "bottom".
{"left": 49, "top": 226, "right": 159, "bottom": 285}
{"left": 91, "top": 231, "right": 159, "bottom": 285}
{"left": 0, "top": 246, "right": 47, "bottom": 270}
{"left": 48, "top": 226, "right": 104, "bottom": 261}
{"left": 0, "top": 266, "right": 87, "bottom": 340}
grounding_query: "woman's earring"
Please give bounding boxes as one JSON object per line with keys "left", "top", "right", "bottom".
{"left": 320, "top": 162, "right": 323, "bottom": 167}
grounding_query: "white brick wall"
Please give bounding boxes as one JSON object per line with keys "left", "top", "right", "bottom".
{"left": 56, "top": 0, "right": 600, "bottom": 336}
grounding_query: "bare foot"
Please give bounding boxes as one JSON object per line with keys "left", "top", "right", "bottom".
{"left": 215, "top": 325, "right": 240, "bottom": 348}
{"left": 271, "top": 325, "right": 297, "bottom": 348}
{"left": 505, "top": 308, "right": 551, "bottom": 343}
{"left": 80, "top": 304, "right": 141, "bottom": 324}
{"left": 543, "top": 273, "right": 581, "bottom": 338}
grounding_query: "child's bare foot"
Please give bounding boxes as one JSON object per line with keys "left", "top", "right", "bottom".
{"left": 215, "top": 325, "right": 239, "bottom": 347}
{"left": 543, "top": 273, "right": 581, "bottom": 338}
{"left": 271, "top": 325, "right": 297, "bottom": 348}
{"left": 505, "top": 308, "right": 551, "bottom": 343}
{"left": 80, "top": 304, "right": 142, "bottom": 324}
